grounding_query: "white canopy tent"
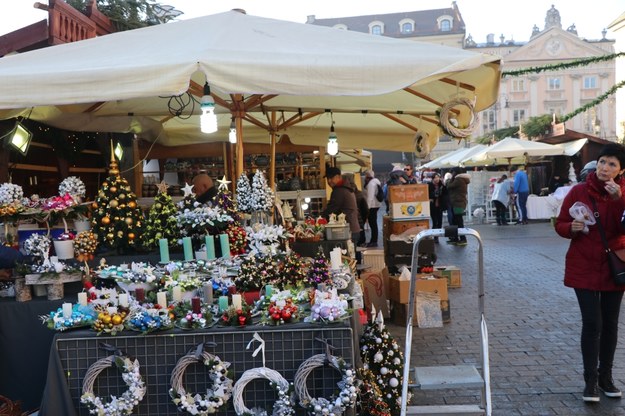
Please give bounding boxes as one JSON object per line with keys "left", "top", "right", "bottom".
{"left": 0, "top": 10, "right": 501, "bottom": 164}
{"left": 460, "top": 137, "right": 565, "bottom": 166}
{"left": 420, "top": 145, "right": 488, "bottom": 169}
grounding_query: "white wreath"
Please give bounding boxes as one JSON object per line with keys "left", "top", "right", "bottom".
{"left": 232, "top": 367, "right": 295, "bottom": 416}
{"left": 81, "top": 355, "right": 146, "bottom": 416}
{"left": 169, "top": 349, "right": 233, "bottom": 415}
{"left": 294, "top": 354, "right": 358, "bottom": 416}
{"left": 438, "top": 97, "right": 479, "bottom": 139}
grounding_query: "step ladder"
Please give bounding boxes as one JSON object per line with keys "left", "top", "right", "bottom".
{"left": 400, "top": 226, "right": 492, "bottom": 416}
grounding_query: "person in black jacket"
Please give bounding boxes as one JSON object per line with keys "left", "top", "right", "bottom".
{"left": 343, "top": 173, "right": 369, "bottom": 246}
{"left": 192, "top": 173, "right": 218, "bottom": 204}
{"left": 428, "top": 172, "right": 447, "bottom": 243}
{"left": 322, "top": 167, "right": 361, "bottom": 242}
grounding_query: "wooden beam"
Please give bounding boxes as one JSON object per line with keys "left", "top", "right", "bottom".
{"left": 439, "top": 77, "right": 476, "bottom": 92}
{"left": 0, "top": 20, "right": 48, "bottom": 55}
{"left": 403, "top": 87, "right": 460, "bottom": 115}
{"left": 137, "top": 140, "right": 224, "bottom": 159}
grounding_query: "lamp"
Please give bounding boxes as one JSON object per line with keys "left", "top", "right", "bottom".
{"left": 200, "top": 82, "right": 218, "bottom": 134}
{"left": 114, "top": 141, "right": 124, "bottom": 161}
{"left": 3, "top": 120, "right": 32, "bottom": 156}
{"left": 327, "top": 123, "right": 338, "bottom": 156}
{"left": 228, "top": 118, "right": 237, "bottom": 143}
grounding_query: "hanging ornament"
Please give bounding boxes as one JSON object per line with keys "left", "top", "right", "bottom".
{"left": 389, "top": 378, "right": 399, "bottom": 388}
{"left": 128, "top": 201, "right": 137, "bottom": 209}
{"left": 101, "top": 217, "right": 111, "bottom": 225}
{"left": 125, "top": 217, "right": 133, "bottom": 225}
{"left": 109, "top": 200, "right": 119, "bottom": 208}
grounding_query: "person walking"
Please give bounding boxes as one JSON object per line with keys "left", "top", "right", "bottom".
{"left": 428, "top": 172, "right": 446, "bottom": 243}
{"left": 342, "top": 173, "right": 368, "bottom": 246}
{"left": 491, "top": 174, "right": 512, "bottom": 225}
{"left": 446, "top": 168, "right": 470, "bottom": 246}
{"left": 511, "top": 165, "right": 529, "bottom": 224}
{"left": 322, "top": 167, "right": 361, "bottom": 243}
{"left": 555, "top": 143, "right": 625, "bottom": 403}
{"left": 364, "top": 169, "right": 382, "bottom": 247}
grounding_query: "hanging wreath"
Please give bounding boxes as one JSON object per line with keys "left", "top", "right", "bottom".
{"left": 232, "top": 367, "right": 295, "bottom": 416}
{"left": 437, "top": 97, "right": 479, "bottom": 139}
{"left": 169, "top": 349, "right": 233, "bottom": 415}
{"left": 294, "top": 354, "right": 358, "bottom": 416}
{"left": 80, "top": 355, "right": 146, "bottom": 416}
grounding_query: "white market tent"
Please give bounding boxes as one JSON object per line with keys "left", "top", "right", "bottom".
{"left": 459, "top": 137, "right": 565, "bottom": 166}
{"left": 420, "top": 145, "right": 487, "bottom": 169}
{"left": 0, "top": 9, "right": 501, "bottom": 171}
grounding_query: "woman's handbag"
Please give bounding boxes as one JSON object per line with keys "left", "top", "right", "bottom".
{"left": 590, "top": 197, "right": 625, "bottom": 285}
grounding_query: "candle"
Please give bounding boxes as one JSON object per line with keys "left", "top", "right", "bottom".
{"left": 159, "top": 238, "right": 170, "bottom": 263}
{"left": 205, "top": 235, "right": 216, "bottom": 260}
{"left": 195, "top": 250, "right": 207, "bottom": 261}
{"left": 135, "top": 288, "right": 145, "bottom": 302}
{"left": 191, "top": 297, "right": 201, "bottom": 314}
{"left": 156, "top": 291, "right": 168, "bottom": 308}
{"left": 118, "top": 293, "right": 129, "bottom": 307}
{"left": 219, "top": 234, "right": 230, "bottom": 258}
{"left": 218, "top": 295, "right": 229, "bottom": 312}
{"left": 77, "top": 292, "right": 88, "bottom": 306}
{"left": 330, "top": 248, "right": 342, "bottom": 270}
{"left": 172, "top": 286, "right": 182, "bottom": 302}
{"left": 203, "top": 284, "right": 213, "bottom": 304}
{"left": 232, "top": 294, "right": 242, "bottom": 310}
{"left": 265, "top": 285, "right": 273, "bottom": 298}
{"left": 182, "top": 237, "right": 194, "bottom": 261}
{"left": 62, "top": 302, "right": 73, "bottom": 319}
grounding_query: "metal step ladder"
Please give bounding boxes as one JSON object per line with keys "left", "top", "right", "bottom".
{"left": 400, "top": 226, "right": 492, "bottom": 416}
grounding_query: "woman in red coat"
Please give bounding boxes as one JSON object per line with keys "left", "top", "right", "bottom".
{"left": 556, "top": 143, "right": 625, "bottom": 403}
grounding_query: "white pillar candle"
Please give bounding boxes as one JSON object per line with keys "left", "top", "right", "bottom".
{"left": 232, "top": 294, "right": 242, "bottom": 310}
{"left": 172, "top": 286, "right": 182, "bottom": 302}
{"left": 62, "top": 302, "right": 73, "bottom": 319}
{"left": 77, "top": 292, "right": 88, "bottom": 307}
{"left": 157, "top": 291, "right": 168, "bottom": 308}
{"left": 330, "top": 248, "right": 342, "bottom": 270}
{"left": 118, "top": 293, "right": 129, "bottom": 307}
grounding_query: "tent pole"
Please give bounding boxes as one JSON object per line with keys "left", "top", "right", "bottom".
{"left": 269, "top": 111, "right": 277, "bottom": 192}
{"left": 234, "top": 96, "right": 244, "bottom": 181}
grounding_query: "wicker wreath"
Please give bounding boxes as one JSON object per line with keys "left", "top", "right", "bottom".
{"left": 294, "top": 354, "right": 358, "bottom": 416}
{"left": 169, "top": 350, "right": 233, "bottom": 415}
{"left": 80, "top": 355, "right": 146, "bottom": 416}
{"left": 438, "top": 97, "right": 479, "bottom": 139}
{"left": 232, "top": 367, "right": 295, "bottom": 416}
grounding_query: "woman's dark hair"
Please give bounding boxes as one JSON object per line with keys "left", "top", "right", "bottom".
{"left": 598, "top": 143, "right": 625, "bottom": 169}
{"left": 497, "top": 174, "right": 507, "bottom": 183}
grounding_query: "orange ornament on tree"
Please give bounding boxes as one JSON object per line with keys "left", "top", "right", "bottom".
{"left": 128, "top": 201, "right": 137, "bottom": 209}
{"left": 128, "top": 232, "right": 135, "bottom": 240}
{"left": 101, "top": 216, "right": 111, "bottom": 225}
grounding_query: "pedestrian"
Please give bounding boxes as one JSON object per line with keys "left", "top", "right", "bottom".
{"left": 491, "top": 174, "right": 512, "bottom": 225}
{"left": 446, "top": 168, "right": 470, "bottom": 246}
{"left": 443, "top": 171, "right": 454, "bottom": 226}
{"left": 322, "top": 167, "right": 361, "bottom": 243}
{"left": 192, "top": 173, "right": 218, "bottom": 204}
{"left": 364, "top": 169, "right": 382, "bottom": 247}
{"left": 555, "top": 142, "right": 625, "bottom": 403}
{"left": 403, "top": 164, "right": 418, "bottom": 184}
{"left": 427, "top": 172, "right": 447, "bottom": 243}
{"left": 511, "top": 165, "right": 529, "bottom": 224}
{"left": 342, "top": 173, "right": 368, "bottom": 247}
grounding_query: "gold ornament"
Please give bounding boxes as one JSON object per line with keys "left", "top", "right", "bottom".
{"left": 98, "top": 191, "right": 106, "bottom": 198}
{"left": 128, "top": 201, "right": 137, "bottom": 209}
{"left": 110, "top": 186, "right": 118, "bottom": 193}
{"left": 92, "top": 202, "right": 98, "bottom": 209}
{"left": 125, "top": 217, "right": 133, "bottom": 225}
{"left": 128, "top": 232, "right": 136, "bottom": 240}
{"left": 119, "top": 193, "right": 126, "bottom": 200}
{"left": 109, "top": 200, "right": 119, "bottom": 208}
{"left": 101, "top": 217, "right": 111, "bottom": 225}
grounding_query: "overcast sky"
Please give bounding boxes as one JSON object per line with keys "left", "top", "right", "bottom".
{"left": 1, "top": 0, "right": 622, "bottom": 43}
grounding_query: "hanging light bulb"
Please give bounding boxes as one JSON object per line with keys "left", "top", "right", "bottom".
{"left": 200, "top": 82, "right": 217, "bottom": 134}
{"left": 327, "top": 122, "right": 338, "bottom": 156}
{"left": 229, "top": 118, "right": 237, "bottom": 143}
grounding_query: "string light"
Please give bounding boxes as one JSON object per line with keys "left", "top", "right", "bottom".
{"left": 327, "top": 123, "right": 338, "bottom": 156}
{"left": 200, "top": 82, "right": 218, "bottom": 134}
{"left": 229, "top": 118, "right": 237, "bottom": 143}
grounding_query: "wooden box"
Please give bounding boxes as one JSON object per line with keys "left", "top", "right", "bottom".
{"left": 387, "top": 184, "right": 428, "bottom": 204}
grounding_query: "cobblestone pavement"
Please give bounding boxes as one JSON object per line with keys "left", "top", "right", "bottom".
{"left": 383, "top": 221, "right": 625, "bottom": 416}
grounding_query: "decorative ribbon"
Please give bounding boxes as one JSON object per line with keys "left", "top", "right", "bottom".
{"left": 99, "top": 342, "right": 124, "bottom": 364}
{"left": 246, "top": 332, "right": 266, "bottom": 367}
{"left": 191, "top": 342, "right": 217, "bottom": 360}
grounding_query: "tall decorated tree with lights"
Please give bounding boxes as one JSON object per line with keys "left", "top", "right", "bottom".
{"left": 249, "top": 169, "right": 274, "bottom": 223}
{"left": 360, "top": 310, "right": 407, "bottom": 414}
{"left": 91, "top": 142, "right": 144, "bottom": 252}
{"left": 213, "top": 176, "right": 240, "bottom": 223}
{"left": 236, "top": 172, "right": 252, "bottom": 213}
{"left": 141, "top": 181, "right": 180, "bottom": 249}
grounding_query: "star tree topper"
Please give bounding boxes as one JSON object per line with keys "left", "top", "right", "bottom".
{"left": 156, "top": 180, "right": 169, "bottom": 194}
{"left": 182, "top": 182, "right": 194, "bottom": 197}
{"left": 217, "top": 175, "right": 231, "bottom": 190}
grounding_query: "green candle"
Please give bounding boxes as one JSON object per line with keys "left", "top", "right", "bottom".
{"left": 218, "top": 295, "right": 229, "bottom": 312}
{"left": 265, "top": 284, "right": 273, "bottom": 298}
{"left": 159, "top": 238, "right": 170, "bottom": 263}
{"left": 219, "top": 233, "right": 230, "bottom": 258}
{"left": 182, "top": 237, "right": 193, "bottom": 261}
{"left": 205, "top": 235, "right": 216, "bottom": 260}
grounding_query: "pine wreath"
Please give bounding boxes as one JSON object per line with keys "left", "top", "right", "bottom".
{"left": 232, "top": 367, "right": 295, "bottom": 416}
{"left": 294, "top": 354, "right": 358, "bottom": 416}
{"left": 80, "top": 355, "right": 146, "bottom": 416}
{"left": 169, "top": 348, "right": 233, "bottom": 415}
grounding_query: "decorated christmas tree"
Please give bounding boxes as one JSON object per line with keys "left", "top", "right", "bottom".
{"left": 356, "top": 367, "right": 392, "bottom": 416}
{"left": 213, "top": 176, "right": 240, "bottom": 223}
{"left": 236, "top": 172, "right": 252, "bottom": 213}
{"left": 225, "top": 223, "right": 246, "bottom": 256}
{"left": 307, "top": 248, "right": 330, "bottom": 286}
{"left": 141, "top": 182, "right": 180, "bottom": 249}
{"left": 249, "top": 169, "right": 274, "bottom": 212}
{"left": 273, "top": 251, "right": 307, "bottom": 289}
{"left": 90, "top": 142, "right": 144, "bottom": 252}
{"left": 360, "top": 311, "right": 407, "bottom": 414}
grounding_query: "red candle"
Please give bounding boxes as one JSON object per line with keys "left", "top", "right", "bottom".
{"left": 135, "top": 288, "right": 145, "bottom": 302}
{"left": 191, "top": 297, "right": 201, "bottom": 314}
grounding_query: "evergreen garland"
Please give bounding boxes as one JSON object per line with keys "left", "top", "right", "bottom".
{"left": 236, "top": 173, "right": 252, "bottom": 213}
{"left": 561, "top": 79, "right": 625, "bottom": 123}
{"left": 141, "top": 188, "right": 180, "bottom": 249}
{"left": 502, "top": 52, "right": 625, "bottom": 78}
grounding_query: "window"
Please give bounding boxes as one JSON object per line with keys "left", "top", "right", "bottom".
{"left": 440, "top": 19, "right": 451, "bottom": 31}
{"left": 548, "top": 77, "right": 561, "bottom": 90}
{"left": 511, "top": 79, "right": 526, "bottom": 92}
{"left": 401, "top": 22, "right": 413, "bottom": 34}
{"left": 513, "top": 109, "right": 526, "bottom": 125}
{"left": 333, "top": 24, "right": 348, "bottom": 30}
{"left": 369, "top": 21, "right": 384, "bottom": 35}
{"left": 583, "top": 76, "right": 597, "bottom": 89}
{"left": 482, "top": 110, "right": 496, "bottom": 132}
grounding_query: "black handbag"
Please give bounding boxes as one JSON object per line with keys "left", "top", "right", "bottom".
{"left": 590, "top": 198, "right": 625, "bottom": 285}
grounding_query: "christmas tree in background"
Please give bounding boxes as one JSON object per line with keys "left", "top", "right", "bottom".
{"left": 213, "top": 176, "right": 240, "bottom": 223}
{"left": 360, "top": 310, "right": 407, "bottom": 414}
{"left": 272, "top": 252, "right": 307, "bottom": 289}
{"left": 356, "top": 367, "right": 391, "bottom": 416}
{"left": 307, "top": 248, "right": 330, "bottom": 287}
{"left": 249, "top": 169, "right": 274, "bottom": 212}
{"left": 236, "top": 172, "right": 252, "bottom": 213}
{"left": 141, "top": 181, "right": 180, "bottom": 249}
{"left": 91, "top": 142, "right": 144, "bottom": 252}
